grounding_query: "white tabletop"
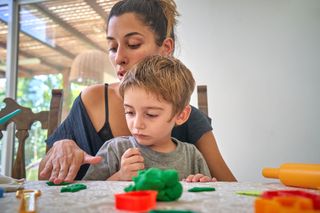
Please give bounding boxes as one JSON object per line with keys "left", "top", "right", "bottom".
{"left": 0, "top": 180, "right": 317, "bottom": 213}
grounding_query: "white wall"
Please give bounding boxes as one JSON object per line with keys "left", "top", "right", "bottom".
{"left": 175, "top": 0, "right": 320, "bottom": 181}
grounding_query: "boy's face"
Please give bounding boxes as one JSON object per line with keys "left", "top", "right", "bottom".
{"left": 123, "top": 86, "right": 177, "bottom": 150}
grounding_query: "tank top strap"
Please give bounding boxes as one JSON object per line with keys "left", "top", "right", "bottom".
{"left": 104, "top": 83, "right": 109, "bottom": 122}
{"left": 97, "top": 83, "right": 114, "bottom": 141}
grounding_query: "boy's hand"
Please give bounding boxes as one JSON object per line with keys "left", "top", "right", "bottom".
{"left": 118, "top": 148, "right": 145, "bottom": 181}
{"left": 184, "top": 174, "right": 217, "bottom": 182}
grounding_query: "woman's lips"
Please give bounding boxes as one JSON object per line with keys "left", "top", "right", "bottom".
{"left": 117, "top": 69, "right": 126, "bottom": 78}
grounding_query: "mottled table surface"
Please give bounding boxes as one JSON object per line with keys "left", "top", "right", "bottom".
{"left": 0, "top": 180, "right": 317, "bottom": 213}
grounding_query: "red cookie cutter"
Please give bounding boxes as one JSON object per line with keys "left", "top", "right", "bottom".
{"left": 261, "top": 190, "right": 320, "bottom": 210}
{"left": 114, "top": 190, "right": 158, "bottom": 212}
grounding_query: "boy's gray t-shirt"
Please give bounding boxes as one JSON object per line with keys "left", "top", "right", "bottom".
{"left": 83, "top": 136, "right": 211, "bottom": 180}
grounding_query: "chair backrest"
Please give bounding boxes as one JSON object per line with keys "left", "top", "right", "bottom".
{"left": 0, "top": 89, "right": 63, "bottom": 179}
{"left": 197, "top": 85, "right": 208, "bottom": 116}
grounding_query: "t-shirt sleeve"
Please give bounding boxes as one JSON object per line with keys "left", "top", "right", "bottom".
{"left": 172, "top": 105, "right": 213, "bottom": 144}
{"left": 83, "top": 139, "right": 120, "bottom": 180}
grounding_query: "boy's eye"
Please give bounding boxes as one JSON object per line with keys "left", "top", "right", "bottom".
{"left": 146, "top": 113, "right": 158, "bottom": 118}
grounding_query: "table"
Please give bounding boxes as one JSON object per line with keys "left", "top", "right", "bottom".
{"left": 0, "top": 181, "right": 318, "bottom": 213}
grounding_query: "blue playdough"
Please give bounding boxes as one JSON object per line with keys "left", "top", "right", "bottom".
{"left": 0, "top": 187, "right": 4, "bottom": 198}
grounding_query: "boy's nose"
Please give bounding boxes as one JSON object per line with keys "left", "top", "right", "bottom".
{"left": 133, "top": 115, "right": 145, "bottom": 130}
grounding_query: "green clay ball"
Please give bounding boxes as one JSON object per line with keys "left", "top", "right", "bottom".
{"left": 125, "top": 168, "right": 183, "bottom": 201}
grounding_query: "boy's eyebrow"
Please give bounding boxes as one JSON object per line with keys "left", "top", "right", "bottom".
{"left": 107, "top": 32, "right": 143, "bottom": 40}
{"left": 124, "top": 104, "right": 164, "bottom": 110}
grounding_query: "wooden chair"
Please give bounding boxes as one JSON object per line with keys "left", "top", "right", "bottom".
{"left": 197, "top": 85, "right": 208, "bottom": 116}
{"left": 0, "top": 89, "right": 63, "bottom": 179}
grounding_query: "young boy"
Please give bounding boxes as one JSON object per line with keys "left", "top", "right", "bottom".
{"left": 83, "top": 55, "right": 215, "bottom": 182}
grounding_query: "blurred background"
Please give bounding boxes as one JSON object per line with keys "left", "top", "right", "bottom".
{"left": 1, "top": 0, "right": 319, "bottom": 181}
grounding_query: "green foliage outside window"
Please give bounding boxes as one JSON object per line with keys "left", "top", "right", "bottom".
{"left": 17, "top": 74, "right": 63, "bottom": 180}
{"left": 0, "top": 74, "right": 86, "bottom": 180}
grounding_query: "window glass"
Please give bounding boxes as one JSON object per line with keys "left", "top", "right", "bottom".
{"left": 0, "top": 3, "right": 8, "bottom": 174}
{"left": 0, "top": 0, "right": 118, "bottom": 179}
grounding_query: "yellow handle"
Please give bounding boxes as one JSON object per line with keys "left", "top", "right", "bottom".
{"left": 262, "top": 168, "right": 280, "bottom": 179}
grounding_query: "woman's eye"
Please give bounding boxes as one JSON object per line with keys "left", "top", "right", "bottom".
{"left": 128, "top": 44, "right": 140, "bottom": 49}
{"left": 125, "top": 111, "right": 134, "bottom": 115}
{"left": 108, "top": 47, "right": 117, "bottom": 53}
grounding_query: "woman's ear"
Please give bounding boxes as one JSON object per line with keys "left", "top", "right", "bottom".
{"left": 160, "top": 38, "right": 174, "bottom": 56}
{"left": 175, "top": 105, "right": 191, "bottom": 126}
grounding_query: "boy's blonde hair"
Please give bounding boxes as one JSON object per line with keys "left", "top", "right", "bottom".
{"left": 119, "top": 55, "right": 195, "bottom": 118}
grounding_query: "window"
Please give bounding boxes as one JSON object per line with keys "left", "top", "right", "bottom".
{"left": 0, "top": 0, "right": 118, "bottom": 179}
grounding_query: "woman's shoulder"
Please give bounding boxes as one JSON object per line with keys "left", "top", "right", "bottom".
{"left": 81, "top": 84, "right": 105, "bottom": 103}
{"left": 188, "top": 105, "right": 212, "bottom": 125}
{"left": 172, "top": 105, "right": 213, "bottom": 144}
{"left": 81, "top": 82, "right": 120, "bottom": 100}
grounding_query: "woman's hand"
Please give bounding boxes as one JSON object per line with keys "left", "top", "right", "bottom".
{"left": 109, "top": 148, "right": 144, "bottom": 181}
{"left": 39, "top": 139, "right": 102, "bottom": 184}
{"left": 184, "top": 173, "right": 217, "bottom": 182}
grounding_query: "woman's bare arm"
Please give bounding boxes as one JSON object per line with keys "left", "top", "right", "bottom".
{"left": 195, "top": 131, "right": 237, "bottom": 181}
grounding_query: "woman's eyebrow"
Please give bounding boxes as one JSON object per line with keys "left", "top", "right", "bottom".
{"left": 107, "top": 32, "right": 143, "bottom": 40}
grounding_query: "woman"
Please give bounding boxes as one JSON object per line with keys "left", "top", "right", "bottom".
{"left": 39, "top": 0, "right": 236, "bottom": 183}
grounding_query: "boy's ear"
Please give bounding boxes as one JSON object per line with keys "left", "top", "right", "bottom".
{"left": 175, "top": 105, "right": 192, "bottom": 126}
{"left": 160, "top": 38, "right": 174, "bottom": 56}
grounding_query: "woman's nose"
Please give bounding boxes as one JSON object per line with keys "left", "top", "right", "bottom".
{"left": 115, "top": 46, "right": 128, "bottom": 65}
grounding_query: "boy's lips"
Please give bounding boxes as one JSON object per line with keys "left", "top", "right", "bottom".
{"left": 133, "top": 133, "right": 149, "bottom": 139}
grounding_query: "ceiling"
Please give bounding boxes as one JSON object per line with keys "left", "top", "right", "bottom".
{"left": 0, "top": 0, "right": 119, "bottom": 78}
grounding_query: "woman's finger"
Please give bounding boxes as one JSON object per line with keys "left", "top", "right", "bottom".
{"left": 49, "top": 161, "right": 60, "bottom": 183}
{"left": 56, "top": 159, "right": 69, "bottom": 182}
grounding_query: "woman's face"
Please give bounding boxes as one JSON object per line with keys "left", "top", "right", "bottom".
{"left": 107, "top": 13, "right": 172, "bottom": 80}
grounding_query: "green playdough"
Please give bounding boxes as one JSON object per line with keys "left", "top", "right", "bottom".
{"left": 46, "top": 181, "right": 71, "bottom": 186}
{"left": 187, "top": 187, "right": 215, "bottom": 192}
{"left": 236, "top": 190, "right": 261, "bottom": 197}
{"left": 60, "top": 183, "right": 87, "bottom": 193}
{"left": 125, "top": 168, "right": 183, "bottom": 201}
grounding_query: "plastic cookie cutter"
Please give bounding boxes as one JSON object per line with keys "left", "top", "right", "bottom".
{"left": 255, "top": 196, "right": 320, "bottom": 213}
{"left": 114, "top": 190, "right": 158, "bottom": 212}
{"left": 261, "top": 190, "right": 320, "bottom": 209}
{"left": 16, "top": 189, "right": 41, "bottom": 213}
{"left": 255, "top": 190, "right": 320, "bottom": 213}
